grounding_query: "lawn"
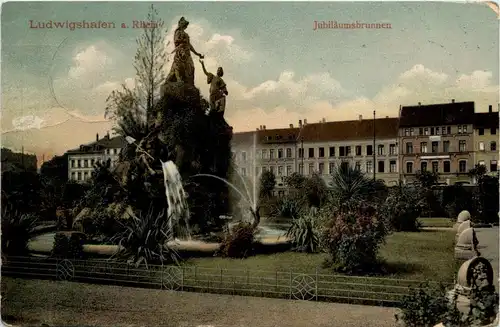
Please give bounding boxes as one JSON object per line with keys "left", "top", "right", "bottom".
{"left": 418, "top": 217, "right": 454, "bottom": 228}
{"left": 184, "top": 230, "right": 459, "bottom": 283}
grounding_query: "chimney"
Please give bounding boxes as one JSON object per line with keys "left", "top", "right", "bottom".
{"left": 322, "top": 118, "right": 326, "bottom": 123}
{"left": 386, "top": 116, "right": 389, "bottom": 118}
{"left": 106, "top": 131, "right": 110, "bottom": 139}
{"left": 451, "top": 99, "right": 455, "bottom": 103}
{"left": 489, "top": 105, "right": 492, "bottom": 113}
{"left": 418, "top": 102, "right": 421, "bottom": 106}
{"left": 96, "top": 133, "right": 99, "bottom": 142}
{"left": 263, "top": 125, "right": 266, "bottom": 130}
{"left": 299, "top": 120, "right": 302, "bottom": 128}
{"left": 359, "top": 115, "right": 363, "bottom": 121}
{"left": 289, "top": 123, "right": 294, "bottom": 128}
{"left": 256, "top": 127, "right": 259, "bottom": 131}
{"left": 304, "top": 119, "right": 307, "bottom": 125}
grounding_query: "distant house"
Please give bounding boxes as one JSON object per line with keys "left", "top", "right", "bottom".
{"left": 399, "top": 100, "right": 475, "bottom": 184}
{"left": 473, "top": 105, "right": 499, "bottom": 178}
{"left": 66, "top": 132, "right": 126, "bottom": 183}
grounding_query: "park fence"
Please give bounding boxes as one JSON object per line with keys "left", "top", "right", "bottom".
{"left": 2, "top": 256, "right": 452, "bottom": 307}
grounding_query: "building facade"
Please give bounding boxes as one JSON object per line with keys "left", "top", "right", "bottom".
{"left": 66, "top": 133, "right": 126, "bottom": 183}
{"left": 299, "top": 117, "right": 400, "bottom": 186}
{"left": 399, "top": 101, "right": 475, "bottom": 184}
{"left": 473, "top": 105, "right": 499, "bottom": 177}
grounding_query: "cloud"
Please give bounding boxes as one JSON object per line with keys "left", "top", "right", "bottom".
{"left": 68, "top": 45, "right": 112, "bottom": 80}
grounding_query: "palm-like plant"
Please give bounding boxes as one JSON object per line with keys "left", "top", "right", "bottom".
{"left": 271, "top": 196, "right": 305, "bottom": 219}
{"left": 1, "top": 207, "right": 38, "bottom": 256}
{"left": 330, "top": 163, "right": 377, "bottom": 212}
{"left": 285, "top": 207, "right": 321, "bottom": 253}
{"left": 112, "top": 208, "right": 179, "bottom": 268}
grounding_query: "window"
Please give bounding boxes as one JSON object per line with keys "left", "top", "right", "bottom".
{"left": 459, "top": 160, "right": 467, "bottom": 173}
{"left": 286, "top": 148, "right": 292, "bottom": 158}
{"left": 90, "top": 159, "right": 95, "bottom": 166}
{"left": 390, "top": 160, "right": 397, "bottom": 173}
{"left": 78, "top": 160, "right": 82, "bottom": 168}
{"left": 419, "top": 128, "right": 423, "bottom": 135}
{"left": 479, "top": 160, "right": 485, "bottom": 166}
{"left": 354, "top": 161, "right": 361, "bottom": 171}
{"left": 377, "top": 145, "right": 385, "bottom": 155}
{"left": 308, "top": 163, "right": 314, "bottom": 175}
{"left": 431, "top": 127, "right": 435, "bottom": 135}
{"left": 341, "top": 162, "right": 349, "bottom": 170}
{"left": 458, "top": 126, "right": 462, "bottom": 134}
{"left": 270, "top": 149, "right": 275, "bottom": 159}
{"left": 262, "top": 149, "right": 268, "bottom": 159}
{"left": 490, "top": 160, "right": 498, "bottom": 172}
{"left": 463, "top": 125, "right": 468, "bottom": 133}
{"left": 262, "top": 167, "right": 267, "bottom": 173}
{"left": 329, "top": 162, "right": 335, "bottom": 174}
{"left": 406, "top": 142, "right": 413, "bottom": 154}
{"left": 298, "top": 148, "right": 303, "bottom": 158}
{"left": 491, "top": 128, "right": 497, "bottom": 135}
{"left": 404, "top": 128, "right": 410, "bottom": 136}
{"left": 71, "top": 160, "right": 75, "bottom": 168}
{"left": 346, "top": 146, "right": 352, "bottom": 156}
{"left": 444, "top": 161, "right": 451, "bottom": 173}
{"left": 389, "top": 144, "right": 396, "bottom": 155}
{"left": 329, "top": 147, "right": 335, "bottom": 157}
{"left": 77, "top": 172, "right": 82, "bottom": 180}
{"left": 406, "top": 162, "right": 413, "bottom": 174}
{"left": 286, "top": 165, "right": 292, "bottom": 176}
{"left": 366, "top": 145, "right": 373, "bottom": 156}
{"left": 410, "top": 128, "right": 415, "bottom": 136}
{"left": 319, "top": 147, "right": 325, "bottom": 158}
{"left": 241, "top": 168, "right": 247, "bottom": 176}
{"left": 277, "top": 149, "right": 283, "bottom": 159}
{"left": 421, "top": 161, "right": 427, "bottom": 171}
{"left": 479, "top": 128, "right": 484, "bottom": 135}
{"left": 432, "top": 141, "right": 439, "bottom": 153}
{"left": 278, "top": 166, "right": 283, "bottom": 176}
{"left": 443, "top": 141, "right": 450, "bottom": 153}
{"left": 424, "top": 128, "right": 429, "bottom": 135}
{"left": 366, "top": 161, "right": 373, "bottom": 173}
{"left": 319, "top": 163, "right": 325, "bottom": 174}
{"left": 339, "top": 146, "right": 345, "bottom": 157}
{"left": 479, "top": 141, "right": 485, "bottom": 151}
{"left": 255, "top": 166, "right": 260, "bottom": 176}
{"left": 308, "top": 148, "right": 314, "bottom": 158}
{"left": 270, "top": 166, "right": 275, "bottom": 174}
{"left": 420, "top": 142, "right": 428, "bottom": 153}
{"left": 298, "top": 164, "right": 304, "bottom": 175}
{"left": 378, "top": 161, "right": 385, "bottom": 173}
{"left": 447, "top": 126, "right": 451, "bottom": 134}
{"left": 242, "top": 152, "right": 247, "bottom": 161}
{"left": 436, "top": 127, "right": 440, "bottom": 135}
{"left": 491, "top": 141, "right": 497, "bottom": 151}
{"left": 71, "top": 172, "right": 76, "bottom": 180}
{"left": 459, "top": 140, "right": 466, "bottom": 152}
{"left": 355, "top": 146, "right": 362, "bottom": 156}
{"left": 432, "top": 161, "right": 439, "bottom": 173}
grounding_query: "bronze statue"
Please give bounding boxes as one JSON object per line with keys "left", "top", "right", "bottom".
{"left": 166, "top": 17, "right": 204, "bottom": 85}
{"left": 199, "top": 59, "right": 228, "bottom": 116}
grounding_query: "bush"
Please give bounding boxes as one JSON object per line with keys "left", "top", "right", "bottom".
{"left": 218, "top": 222, "right": 256, "bottom": 258}
{"left": 285, "top": 207, "right": 320, "bottom": 253}
{"left": 1, "top": 208, "right": 38, "bottom": 256}
{"left": 271, "top": 196, "right": 304, "bottom": 219}
{"left": 321, "top": 209, "right": 387, "bottom": 274}
{"left": 51, "top": 232, "right": 85, "bottom": 259}
{"left": 381, "top": 185, "right": 423, "bottom": 231}
{"left": 395, "top": 282, "right": 450, "bottom": 327}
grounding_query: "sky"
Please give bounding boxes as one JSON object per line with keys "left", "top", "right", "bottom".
{"left": 1, "top": 1, "right": 499, "bottom": 162}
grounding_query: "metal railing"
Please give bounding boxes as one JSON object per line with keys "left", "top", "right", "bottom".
{"left": 2, "top": 256, "right": 452, "bottom": 307}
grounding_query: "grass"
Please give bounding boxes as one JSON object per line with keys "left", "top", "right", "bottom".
{"left": 183, "top": 230, "right": 458, "bottom": 283}
{"left": 417, "top": 217, "right": 454, "bottom": 228}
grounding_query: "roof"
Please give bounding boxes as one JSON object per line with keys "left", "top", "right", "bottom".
{"left": 399, "top": 101, "right": 475, "bottom": 127}
{"left": 299, "top": 117, "right": 399, "bottom": 142}
{"left": 67, "top": 135, "right": 126, "bottom": 154}
{"left": 232, "top": 127, "right": 299, "bottom": 145}
{"left": 474, "top": 112, "right": 499, "bottom": 129}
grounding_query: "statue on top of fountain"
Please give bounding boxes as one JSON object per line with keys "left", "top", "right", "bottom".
{"left": 199, "top": 59, "right": 228, "bottom": 118}
{"left": 165, "top": 17, "right": 204, "bottom": 85}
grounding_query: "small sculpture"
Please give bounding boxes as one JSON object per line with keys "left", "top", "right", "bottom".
{"left": 166, "top": 17, "right": 204, "bottom": 85}
{"left": 199, "top": 59, "right": 228, "bottom": 117}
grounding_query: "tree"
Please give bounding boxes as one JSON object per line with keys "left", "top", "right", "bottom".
{"left": 468, "top": 164, "right": 487, "bottom": 183}
{"left": 105, "top": 4, "right": 167, "bottom": 144}
{"left": 415, "top": 170, "right": 439, "bottom": 188}
{"left": 284, "top": 172, "right": 306, "bottom": 190}
{"left": 259, "top": 170, "right": 276, "bottom": 199}
{"left": 303, "top": 172, "right": 328, "bottom": 208}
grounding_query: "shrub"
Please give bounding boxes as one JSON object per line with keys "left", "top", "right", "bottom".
{"left": 321, "top": 209, "right": 387, "bottom": 274}
{"left": 1, "top": 208, "right": 38, "bottom": 256}
{"left": 395, "top": 282, "right": 450, "bottom": 327}
{"left": 112, "top": 209, "right": 179, "bottom": 268}
{"left": 218, "top": 222, "right": 256, "bottom": 258}
{"left": 381, "top": 184, "right": 423, "bottom": 231}
{"left": 285, "top": 207, "right": 320, "bottom": 253}
{"left": 271, "top": 196, "right": 304, "bottom": 219}
{"left": 51, "top": 232, "right": 85, "bottom": 259}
